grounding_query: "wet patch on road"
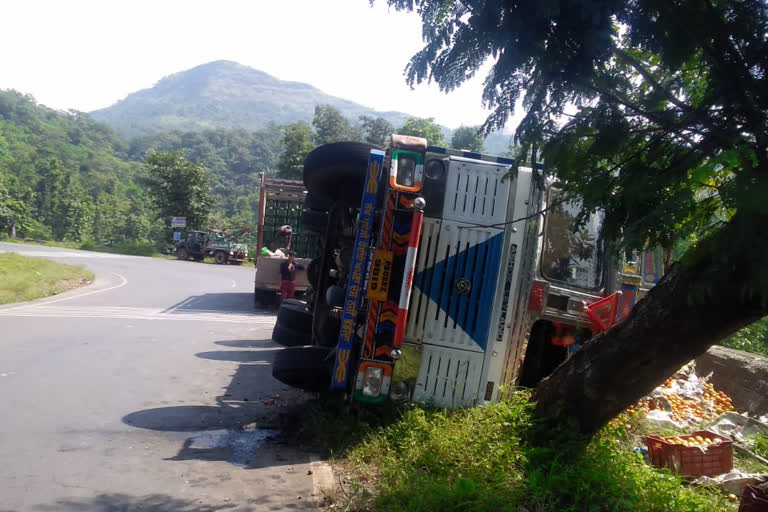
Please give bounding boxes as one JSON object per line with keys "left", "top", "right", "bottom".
{"left": 167, "top": 427, "right": 279, "bottom": 467}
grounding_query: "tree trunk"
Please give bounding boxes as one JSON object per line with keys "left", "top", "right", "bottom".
{"left": 534, "top": 216, "right": 768, "bottom": 435}
{"left": 9, "top": 221, "right": 16, "bottom": 239}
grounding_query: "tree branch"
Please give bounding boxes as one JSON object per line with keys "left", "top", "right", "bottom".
{"left": 615, "top": 49, "right": 695, "bottom": 115}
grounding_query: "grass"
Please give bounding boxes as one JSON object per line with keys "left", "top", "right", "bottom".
{"left": 303, "top": 392, "right": 737, "bottom": 512}
{"left": 754, "top": 434, "right": 768, "bottom": 460}
{"left": 0, "top": 252, "right": 94, "bottom": 305}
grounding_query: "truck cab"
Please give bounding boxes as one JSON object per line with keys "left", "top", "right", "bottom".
{"left": 517, "top": 185, "right": 665, "bottom": 388}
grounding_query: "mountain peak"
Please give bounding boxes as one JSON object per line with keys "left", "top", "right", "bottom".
{"left": 90, "top": 60, "right": 409, "bottom": 138}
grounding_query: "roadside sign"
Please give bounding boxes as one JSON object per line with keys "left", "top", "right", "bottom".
{"left": 171, "top": 216, "right": 187, "bottom": 227}
{"left": 173, "top": 231, "right": 181, "bottom": 241}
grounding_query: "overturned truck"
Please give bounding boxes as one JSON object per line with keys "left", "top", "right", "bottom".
{"left": 271, "top": 135, "right": 661, "bottom": 406}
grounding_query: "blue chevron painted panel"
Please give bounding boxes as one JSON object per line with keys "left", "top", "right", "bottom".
{"left": 413, "top": 233, "right": 505, "bottom": 350}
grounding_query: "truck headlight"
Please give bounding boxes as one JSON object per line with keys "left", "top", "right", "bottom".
{"left": 361, "top": 366, "right": 384, "bottom": 397}
{"left": 390, "top": 381, "right": 409, "bottom": 402}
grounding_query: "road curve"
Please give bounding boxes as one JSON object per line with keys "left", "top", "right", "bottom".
{"left": 0, "top": 242, "right": 317, "bottom": 511}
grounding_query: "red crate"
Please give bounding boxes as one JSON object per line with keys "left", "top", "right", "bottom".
{"left": 740, "top": 485, "right": 768, "bottom": 512}
{"left": 646, "top": 430, "right": 733, "bottom": 478}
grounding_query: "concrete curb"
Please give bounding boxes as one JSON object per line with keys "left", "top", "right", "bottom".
{"left": 309, "top": 455, "right": 336, "bottom": 509}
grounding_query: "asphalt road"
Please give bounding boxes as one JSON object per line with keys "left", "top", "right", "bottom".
{"left": 0, "top": 242, "right": 323, "bottom": 512}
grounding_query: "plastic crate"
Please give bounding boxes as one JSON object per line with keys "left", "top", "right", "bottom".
{"left": 646, "top": 430, "right": 732, "bottom": 478}
{"left": 740, "top": 485, "right": 768, "bottom": 512}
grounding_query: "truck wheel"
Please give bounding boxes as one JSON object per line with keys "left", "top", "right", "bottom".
{"left": 307, "top": 257, "right": 321, "bottom": 290}
{"left": 300, "top": 209, "right": 328, "bottom": 235}
{"left": 272, "top": 346, "right": 333, "bottom": 392}
{"left": 254, "top": 289, "right": 276, "bottom": 309}
{"left": 519, "top": 321, "right": 565, "bottom": 388}
{"left": 303, "top": 142, "right": 382, "bottom": 205}
{"left": 176, "top": 248, "right": 188, "bottom": 260}
{"left": 282, "top": 298, "right": 308, "bottom": 308}
{"left": 272, "top": 322, "right": 312, "bottom": 347}
{"left": 304, "top": 192, "right": 331, "bottom": 211}
{"left": 276, "top": 303, "right": 313, "bottom": 332}
{"left": 214, "top": 251, "right": 228, "bottom": 264}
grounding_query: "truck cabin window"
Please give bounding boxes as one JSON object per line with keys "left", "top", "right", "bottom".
{"left": 541, "top": 188, "right": 605, "bottom": 291}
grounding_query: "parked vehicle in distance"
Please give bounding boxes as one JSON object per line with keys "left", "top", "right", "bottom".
{"left": 175, "top": 228, "right": 249, "bottom": 264}
{"left": 253, "top": 175, "right": 319, "bottom": 307}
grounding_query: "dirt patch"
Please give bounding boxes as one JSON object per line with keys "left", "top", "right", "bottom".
{"left": 53, "top": 277, "right": 93, "bottom": 295}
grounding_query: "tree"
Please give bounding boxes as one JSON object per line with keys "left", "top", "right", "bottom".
{"left": 359, "top": 116, "right": 394, "bottom": 146}
{"left": 313, "top": 105, "right": 352, "bottom": 145}
{"left": 277, "top": 122, "right": 314, "bottom": 179}
{"left": 451, "top": 126, "right": 485, "bottom": 152}
{"left": 398, "top": 117, "right": 446, "bottom": 146}
{"left": 0, "top": 179, "right": 27, "bottom": 239}
{"left": 385, "top": 0, "right": 768, "bottom": 434}
{"left": 143, "top": 151, "right": 215, "bottom": 231}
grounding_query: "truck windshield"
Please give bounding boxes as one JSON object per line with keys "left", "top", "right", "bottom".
{"left": 541, "top": 188, "right": 604, "bottom": 291}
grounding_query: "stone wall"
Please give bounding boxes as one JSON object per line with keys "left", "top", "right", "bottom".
{"left": 696, "top": 346, "right": 768, "bottom": 416}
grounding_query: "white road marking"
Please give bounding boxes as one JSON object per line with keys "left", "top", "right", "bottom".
{"left": 0, "top": 273, "right": 129, "bottom": 312}
{"left": 231, "top": 280, "right": 237, "bottom": 288}
{"left": 0, "top": 305, "right": 275, "bottom": 324}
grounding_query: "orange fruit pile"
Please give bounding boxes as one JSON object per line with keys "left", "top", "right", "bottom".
{"left": 664, "top": 434, "right": 723, "bottom": 448}
{"left": 626, "top": 381, "right": 734, "bottom": 424}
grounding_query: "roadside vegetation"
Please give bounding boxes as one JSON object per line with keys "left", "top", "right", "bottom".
{"left": 303, "top": 392, "right": 749, "bottom": 512}
{"left": 0, "top": 252, "right": 93, "bottom": 305}
{"left": 719, "top": 317, "right": 768, "bottom": 358}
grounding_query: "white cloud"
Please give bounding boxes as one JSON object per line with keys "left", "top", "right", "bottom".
{"left": 1, "top": 0, "right": 521, "bottom": 131}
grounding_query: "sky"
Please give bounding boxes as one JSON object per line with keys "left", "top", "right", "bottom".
{"left": 0, "top": 0, "right": 518, "bottom": 131}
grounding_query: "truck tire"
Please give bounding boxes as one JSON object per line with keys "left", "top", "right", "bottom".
{"left": 272, "top": 322, "right": 312, "bottom": 347}
{"left": 176, "top": 248, "right": 188, "bottom": 260}
{"left": 304, "top": 192, "right": 331, "bottom": 211}
{"left": 214, "top": 251, "right": 228, "bottom": 264}
{"left": 300, "top": 209, "right": 328, "bottom": 235}
{"left": 254, "top": 289, "right": 277, "bottom": 309}
{"left": 303, "top": 142, "right": 382, "bottom": 205}
{"left": 282, "top": 298, "right": 308, "bottom": 308}
{"left": 518, "top": 321, "right": 566, "bottom": 388}
{"left": 276, "top": 303, "right": 313, "bottom": 332}
{"left": 272, "top": 346, "right": 333, "bottom": 392}
{"left": 307, "top": 257, "right": 321, "bottom": 290}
